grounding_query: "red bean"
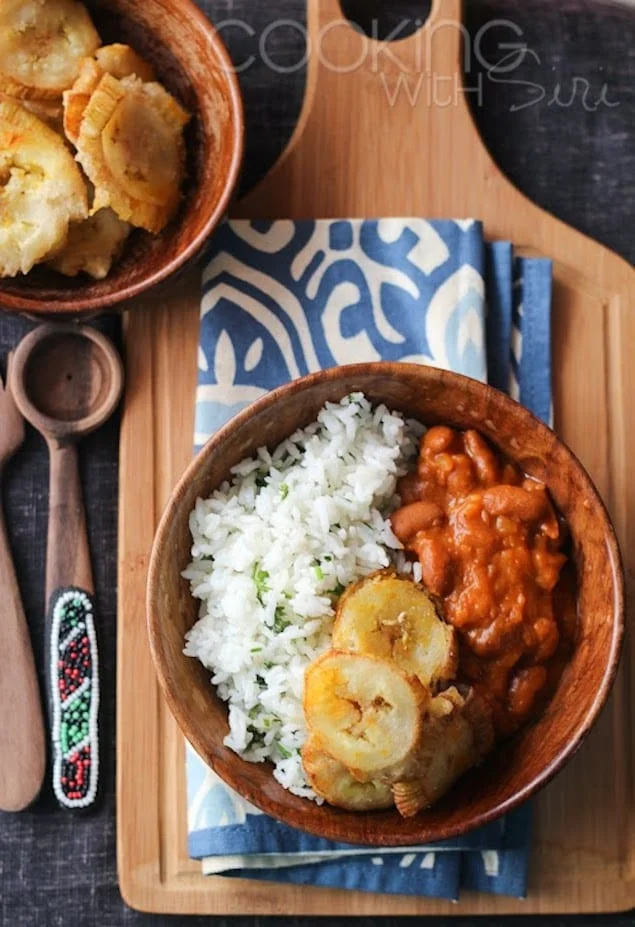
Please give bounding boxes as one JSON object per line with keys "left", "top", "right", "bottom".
{"left": 390, "top": 501, "right": 444, "bottom": 543}
{"left": 464, "top": 430, "right": 500, "bottom": 484}
{"left": 423, "top": 426, "right": 456, "bottom": 453}
{"left": 481, "top": 485, "right": 546, "bottom": 522}
{"left": 413, "top": 535, "right": 452, "bottom": 596}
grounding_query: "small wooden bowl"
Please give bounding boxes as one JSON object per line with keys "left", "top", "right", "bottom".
{"left": 148, "top": 363, "right": 624, "bottom": 845}
{"left": 0, "top": 0, "right": 243, "bottom": 317}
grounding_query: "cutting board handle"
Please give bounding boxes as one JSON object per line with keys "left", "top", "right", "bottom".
{"left": 312, "top": 0, "right": 463, "bottom": 73}
{"left": 237, "top": 0, "right": 479, "bottom": 219}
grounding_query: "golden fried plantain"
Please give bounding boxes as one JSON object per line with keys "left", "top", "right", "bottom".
{"left": 0, "top": 99, "right": 87, "bottom": 276}
{"left": 62, "top": 56, "right": 102, "bottom": 143}
{"left": 94, "top": 43, "right": 156, "bottom": 82}
{"left": 333, "top": 571, "right": 457, "bottom": 689}
{"left": 0, "top": 0, "right": 100, "bottom": 100}
{"left": 304, "top": 650, "right": 428, "bottom": 780}
{"left": 63, "top": 46, "right": 157, "bottom": 144}
{"left": 0, "top": 92, "right": 64, "bottom": 133}
{"left": 46, "top": 206, "right": 130, "bottom": 279}
{"left": 75, "top": 73, "right": 189, "bottom": 232}
{"left": 302, "top": 735, "right": 394, "bottom": 811}
{"left": 392, "top": 686, "right": 494, "bottom": 818}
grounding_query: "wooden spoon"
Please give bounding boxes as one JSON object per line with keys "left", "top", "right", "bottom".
{"left": 0, "top": 353, "right": 46, "bottom": 812}
{"left": 10, "top": 323, "right": 123, "bottom": 810}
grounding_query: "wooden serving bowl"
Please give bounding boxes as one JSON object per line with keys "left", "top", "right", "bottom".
{"left": 148, "top": 363, "right": 624, "bottom": 845}
{"left": 0, "top": 0, "right": 243, "bottom": 317}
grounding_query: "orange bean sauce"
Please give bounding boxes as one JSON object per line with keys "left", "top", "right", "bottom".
{"left": 391, "top": 426, "right": 576, "bottom": 737}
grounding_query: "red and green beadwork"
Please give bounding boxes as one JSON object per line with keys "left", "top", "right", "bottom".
{"left": 50, "top": 588, "right": 99, "bottom": 809}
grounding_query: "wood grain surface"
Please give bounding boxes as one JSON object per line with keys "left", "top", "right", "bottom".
{"left": 118, "top": 0, "right": 635, "bottom": 914}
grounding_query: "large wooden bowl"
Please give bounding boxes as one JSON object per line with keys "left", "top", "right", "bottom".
{"left": 0, "top": 0, "right": 243, "bottom": 317}
{"left": 147, "top": 363, "right": 624, "bottom": 845}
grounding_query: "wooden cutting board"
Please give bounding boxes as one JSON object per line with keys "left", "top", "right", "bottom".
{"left": 117, "top": 0, "right": 635, "bottom": 914}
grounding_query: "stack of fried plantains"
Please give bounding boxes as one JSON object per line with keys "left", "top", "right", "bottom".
{"left": 0, "top": 0, "right": 190, "bottom": 280}
{"left": 302, "top": 571, "right": 494, "bottom": 817}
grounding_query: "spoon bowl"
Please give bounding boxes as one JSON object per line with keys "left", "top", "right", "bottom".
{"left": 10, "top": 325, "right": 123, "bottom": 441}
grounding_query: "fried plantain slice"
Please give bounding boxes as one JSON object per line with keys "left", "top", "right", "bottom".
{"left": 63, "top": 46, "right": 157, "bottom": 144}
{"left": 304, "top": 650, "right": 428, "bottom": 780}
{"left": 0, "top": 100, "right": 87, "bottom": 276}
{"left": 392, "top": 686, "right": 495, "bottom": 818}
{"left": 102, "top": 75, "right": 188, "bottom": 206}
{"left": 76, "top": 73, "right": 189, "bottom": 233}
{"left": 94, "top": 43, "right": 156, "bottom": 82}
{"left": 62, "top": 56, "right": 102, "bottom": 143}
{"left": 0, "top": 0, "right": 100, "bottom": 100}
{"left": 1, "top": 92, "right": 63, "bottom": 132}
{"left": 333, "top": 571, "right": 457, "bottom": 689}
{"left": 302, "top": 735, "right": 394, "bottom": 811}
{"left": 47, "top": 206, "right": 130, "bottom": 279}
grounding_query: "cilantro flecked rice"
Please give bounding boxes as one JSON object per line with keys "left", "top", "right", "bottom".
{"left": 183, "top": 393, "right": 419, "bottom": 799}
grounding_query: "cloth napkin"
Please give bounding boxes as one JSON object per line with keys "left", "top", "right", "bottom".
{"left": 188, "top": 218, "right": 552, "bottom": 900}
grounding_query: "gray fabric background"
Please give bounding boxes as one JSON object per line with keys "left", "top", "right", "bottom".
{"left": 0, "top": 1, "right": 633, "bottom": 924}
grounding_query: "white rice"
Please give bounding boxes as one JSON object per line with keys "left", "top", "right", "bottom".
{"left": 183, "top": 393, "right": 421, "bottom": 798}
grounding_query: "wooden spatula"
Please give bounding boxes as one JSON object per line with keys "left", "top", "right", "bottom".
{"left": 0, "top": 353, "right": 46, "bottom": 812}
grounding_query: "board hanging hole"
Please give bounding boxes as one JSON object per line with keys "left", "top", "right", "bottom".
{"left": 339, "top": 0, "right": 432, "bottom": 42}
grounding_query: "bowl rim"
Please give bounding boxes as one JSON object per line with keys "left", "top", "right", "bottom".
{"left": 147, "top": 362, "right": 625, "bottom": 845}
{"left": 0, "top": 0, "right": 244, "bottom": 317}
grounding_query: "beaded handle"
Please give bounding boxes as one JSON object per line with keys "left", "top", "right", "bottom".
{"left": 49, "top": 587, "right": 99, "bottom": 809}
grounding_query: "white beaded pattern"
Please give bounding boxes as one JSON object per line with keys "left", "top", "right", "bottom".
{"left": 50, "top": 589, "right": 99, "bottom": 809}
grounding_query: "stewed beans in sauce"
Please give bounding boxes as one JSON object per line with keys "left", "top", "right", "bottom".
{"left": 391, "top": 426, "right": 575, "bottom": 736}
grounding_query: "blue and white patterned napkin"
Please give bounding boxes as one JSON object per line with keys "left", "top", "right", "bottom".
{"left": 188, "top": 218, "right": 552, "bottom": 900}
